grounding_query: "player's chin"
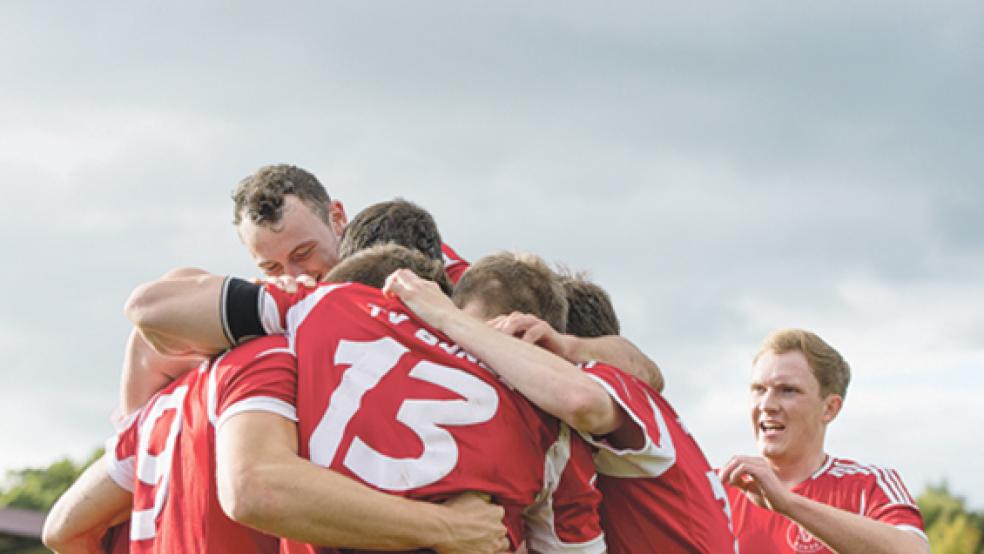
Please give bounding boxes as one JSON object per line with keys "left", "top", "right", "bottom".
{"left": 757, "top": 439, "right": 785, "bottom": 459}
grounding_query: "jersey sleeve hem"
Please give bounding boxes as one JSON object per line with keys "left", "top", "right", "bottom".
{"left": 102, "top": 437, "right": 135, "bottom": 493}
{"left": 215, "top": 396, "right": 298, "bottom": 431}
{"left": 528, "top": 532, "right": 607, "bottom": 554}
{"left": 896, "top": 524, "right": 929, "bottom": 542}
{"left": 580, "top": 373, "right": 676, "bottom": 478}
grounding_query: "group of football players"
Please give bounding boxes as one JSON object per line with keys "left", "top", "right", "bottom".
{"left": 43, "top": 164, "right": 929, "bottom": 553}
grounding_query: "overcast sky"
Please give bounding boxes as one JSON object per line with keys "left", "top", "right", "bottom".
{"left": 1, "top": 2, "right": 982, "bottom": 508}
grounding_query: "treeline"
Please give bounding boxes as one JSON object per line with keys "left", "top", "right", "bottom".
{"left": 1, "top": 451, "right": 980, "bottom": 553}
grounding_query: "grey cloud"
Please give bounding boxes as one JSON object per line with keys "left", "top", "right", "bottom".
{"left": 1, "top": 0, "right": 982, "bottom": 505}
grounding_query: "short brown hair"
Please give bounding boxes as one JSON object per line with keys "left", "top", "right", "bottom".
{"left": 232, "top": 164, "right": 331, "bottom": 227}
{"left": 338, "top": 199, "right": 444, "bottom": 261}
{"left": 325, "top": 243, "right": 453, "bottom": 296}
{"left": 558, "top": 269, "right": 620, "bottom": 338}
{"left": 755, "top": 328, "right": 851, "bottom": 399}
{"left": 453, "top": 252, "right": 568, "bottom": 333}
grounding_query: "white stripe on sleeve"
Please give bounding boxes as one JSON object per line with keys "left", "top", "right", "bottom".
{"left": 216, "top": 396, "right": 298, "bottom": 431}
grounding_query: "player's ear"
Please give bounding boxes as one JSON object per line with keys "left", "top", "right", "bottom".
{"left": 822, "top": 394, "right": 843, "bottom": 424}
{"left": 330, "top": 200, "right": 348, "bottom": 235}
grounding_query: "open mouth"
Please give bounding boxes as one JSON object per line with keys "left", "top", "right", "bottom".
{"left": 759, "top": 421, "right": 785, "bottom": 436}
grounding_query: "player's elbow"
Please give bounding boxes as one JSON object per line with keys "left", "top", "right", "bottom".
{"left": 124, "top": 281, "right": 166, "bottom": 335}
{"left": 41, "top": 511, "right": 76, "bottom": 552}
{"left": 124, "top": 268, "right": 202, "bottom": 354}
{"left": 218, "top": 462, "right": 280, "bottom": 528}
{"left": 41, "top": 521, "right": 64, "bottom": 551}
{"left": 564, "top": 383, "right": 618, "bottom": 436}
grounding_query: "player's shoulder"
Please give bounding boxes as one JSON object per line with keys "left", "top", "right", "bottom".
{"left": 813, "top": 456, "right": 915, "bottom": 497}
{"left": 215, "top": 335, "right": 293, "bottom": 365}
{"left": 580, "top": 360, "right": 626, "bottom": 379}
{"left": 821, "top": 456, "right": 906, "bottom": 480}
{"left": 581, "top": 360, "right": 659, "bottom": 400}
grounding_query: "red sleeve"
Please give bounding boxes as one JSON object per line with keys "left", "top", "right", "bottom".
{"left": 863, "top": 466, "right": 927, "bottom": 539}
{"left": 580, "top": 362, "right": 677, "bottom": 478}
{"left": 104, "top": 412, "right": 140, "bottom": 492}
{"left": 258, "top": 282, "right": 352, "bottom": 336}
{"left": 213, "top": 336, "right": 298, "bottom": 430}
{"left": 525, "top": 426, "right": 606, "bottom": 553}
{"left": 441, "top": 243, "right": 470, "bottom": 284}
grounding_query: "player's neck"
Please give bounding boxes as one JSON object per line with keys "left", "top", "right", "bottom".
{"left": 770, "top": 450, "right": 829, "bottom": 488}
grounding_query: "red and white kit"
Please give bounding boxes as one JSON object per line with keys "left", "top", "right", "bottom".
{"left": 579, "top": 362, "right": 737, "bottom": 554}
{"left": 440, "top": 243, "right": 470, "bottom": 284}
{"left": 727, "top": 456, "right": 927, "bottom": 553}
{"left": 105, "top": 336, "right": 296, "bottom": 554}
{"left": 250, "top": 282, "right": 603, "bottom": 554}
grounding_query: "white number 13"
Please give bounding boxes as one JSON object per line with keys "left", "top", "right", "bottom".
{"left": 309, "top": 337, "right": 499, "bottom": 491}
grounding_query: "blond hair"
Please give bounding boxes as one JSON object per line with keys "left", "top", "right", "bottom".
{"left": 755, "top": 328, "right": 851, "bottom": 398}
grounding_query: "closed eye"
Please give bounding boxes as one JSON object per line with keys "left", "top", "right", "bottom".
{"left": 260, "top": 263, "right": 283, "bottom": 276}
{"left": 292, "top": 244, "right": 315, "bottom": 262}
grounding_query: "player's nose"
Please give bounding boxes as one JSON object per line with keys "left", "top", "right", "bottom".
{"left": 758, "top": 388, "right": 780, "bottom": 412}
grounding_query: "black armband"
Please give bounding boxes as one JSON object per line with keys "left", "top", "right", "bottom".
{"left": 221, "top": 277, "right": 265, "bottom": 345}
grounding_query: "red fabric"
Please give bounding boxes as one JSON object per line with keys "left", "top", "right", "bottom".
{"left": 440, "top": 243, "right": 470, "bottom": 284}
{"left": 107, "top": 336, "right": 294, "bottom": 554}
{"left": 728, "top": 456, "right": 926, "bottom": 553}
{"left": 264, "top": 283, "right": 602, "bottom": 554}
{"left": 581, "top": 362, "right": 737, "bottom": 554}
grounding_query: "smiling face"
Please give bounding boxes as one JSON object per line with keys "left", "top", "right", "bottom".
{"left": 750, "top": 349, "right": 842, "bottom": 467}
{"left": 237, "top": 195, "right": 347, "bottom": 282}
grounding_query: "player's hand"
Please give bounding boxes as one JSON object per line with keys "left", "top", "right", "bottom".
{"left": 487, "top": 312, "right": 575, "bottom": 360}
{"left": 719, "top": 455, "right": 792, "bottom": 515}
{"left": 252, "top": 274, "right": 317, "bottom": 294}
{"left": 433, "top": 492, "right": 510, "bottom": 554}
{"left": 383, "top": 269, "right": 459, "bottom": 330}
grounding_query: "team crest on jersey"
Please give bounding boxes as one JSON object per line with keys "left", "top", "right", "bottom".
{"left": 786, "top": 522, "right": 825, "bottom": 553}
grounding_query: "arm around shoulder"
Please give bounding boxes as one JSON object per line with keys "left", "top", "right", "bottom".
{"left": 567, "top": 335, "right": 664, "bottom": 392}
{"left": 124, "top": 267, "right": 230, "bottom": 356}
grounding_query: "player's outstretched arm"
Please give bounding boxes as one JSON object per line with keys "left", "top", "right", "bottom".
{"left": 124, "top": 267, "right": 231, "bottom": 356}
{"left": 43, "top": 457, "right": 131, "bottom": 554}
{"left": 384, "top": 269, "right": 623, "bottom": 436}
{"left": 216, "top": 411, "right": 509, "bottom": 553}
{"left": 720, "top": 455, "right": 929, "bottom": 554}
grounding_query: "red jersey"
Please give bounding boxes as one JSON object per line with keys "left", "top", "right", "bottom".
{"left": 580, "top": 362, "right": 736, "bottom": 554}
{"left": 440, "top": 243, "right": 470, "bottom": 284}
{"left": 253, "top": 282, "right": 603, "bottom": 553}
{"left": 727, "top": 456, "right": 927, "bottom": 553}
{"left": 105, "top": 336, "right": 296, "bottom": 554}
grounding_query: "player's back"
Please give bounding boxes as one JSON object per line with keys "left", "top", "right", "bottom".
{"left": 279, "top": 283, "right": 594, "bottom": 551}
{"left": 582, "top": 362, "right": 736, "bottom": 554}
{"left": 107, "top": 336, "right": 292, "bottom": 553}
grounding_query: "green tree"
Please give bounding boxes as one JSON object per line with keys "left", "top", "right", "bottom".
{"left": 917, "top": 481, "right": 984, "bottom": 554}
{"left": 0, "top": 449, "right": 103, "bottom": 512}
{"left": 0, "top": 449, "right": 104, "bottom": 553}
